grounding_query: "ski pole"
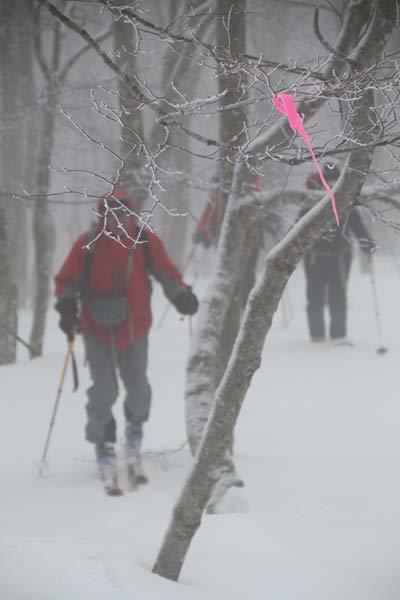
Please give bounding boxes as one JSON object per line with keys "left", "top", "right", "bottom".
{"left": 37, "top": 338, "right": 75, "bottom": 476}
{"left": 369, "top": 261, "right": 388, "bottom": 355}
{"left": 189, "top": 316, "right": 193, "bottom": 339}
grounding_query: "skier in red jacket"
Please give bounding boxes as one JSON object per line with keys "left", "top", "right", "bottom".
{"left": 55, "top": 188, "right": 198, "bottom": 492}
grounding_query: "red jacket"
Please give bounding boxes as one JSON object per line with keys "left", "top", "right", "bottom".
{"left": 194, "top": 191, "right": 223, "bottom": 244}
{"left": 55, "top": 223, "right": 185, "bottom": 349}
{"left": 193, "top": 174, "right": 280, "bottom": 245}
{"left": 195, "top": 176, "right": 262, "bottom": 241}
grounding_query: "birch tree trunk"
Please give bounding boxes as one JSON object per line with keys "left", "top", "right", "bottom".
{"left": 153, "top": 0, "right": 396, "bottom": 581}
{"left": 184, "top": 0, "right": 366, "bottom": 508}
{"left": 184, "top": 0, "right": 376, "bottom": 508}
{"left": 185, "top": 0, "right": 250, "bottom": 506}
{"left": 213, "top": 0, "right": 249, "bottom": 404}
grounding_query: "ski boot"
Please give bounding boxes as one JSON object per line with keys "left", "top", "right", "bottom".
{"left": 125, "top": 423, "right": 148, "bottom": 489}
{"left": 95, "top": 442, "right": 123, "bottom": 496}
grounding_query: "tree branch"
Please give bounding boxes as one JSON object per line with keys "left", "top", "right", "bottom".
{"left": 33, "top": 5, "right": 51, "bottom": 82}
{"left": 39, "top": 0, "right": 156, "bottom": 109}
{"left": 313, "top": 6, "right": 360, "bottom": 69}
{"left": 98, "top": 0, "right": 329, "bottom": 82}
{"left": 59, "top": 26, "right": 112, "bottom": 82}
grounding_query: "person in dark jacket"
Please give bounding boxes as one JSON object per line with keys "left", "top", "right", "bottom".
{"left": 54, "top": 188, "right": 199, "bottom": 483}
{"left": 301, "top": 165, "right": 374, "bottom": 344}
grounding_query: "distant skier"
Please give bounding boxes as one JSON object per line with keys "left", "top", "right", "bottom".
{"left": 54, "top": 188, "right": 199, "bottom": 494}
{"left": 193, "top": 172, "right": 282, "bottom": 306}
{"left": 300, "top": 164, "right": 375, "bottom": 345}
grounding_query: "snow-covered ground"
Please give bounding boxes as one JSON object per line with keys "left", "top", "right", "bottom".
{"left": 2, "top": 255, "right": 400, "bottom": 600}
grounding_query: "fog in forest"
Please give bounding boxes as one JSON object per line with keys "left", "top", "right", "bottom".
{"left": 2, "top": 2, "right": 400, "bottom": 599}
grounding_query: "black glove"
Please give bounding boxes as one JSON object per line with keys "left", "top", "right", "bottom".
{"left": 55, "top": 297, "right": 79, "bottom": 340}
{"left": 173, "top": 287, "right": 199, "bottom": 316}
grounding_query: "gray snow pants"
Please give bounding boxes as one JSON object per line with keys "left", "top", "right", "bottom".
{"left": 83, "top": 334, "right": 151, "bottom": 445}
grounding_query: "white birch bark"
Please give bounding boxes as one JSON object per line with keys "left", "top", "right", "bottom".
{"left": 185, "top": 0, "right": 250, "bottom": 505}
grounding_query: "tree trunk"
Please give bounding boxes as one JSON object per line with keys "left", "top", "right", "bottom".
{"left": 29, "top": 12, "right": 65, "bottom": 358}
{"left": 0, "top": 0, "right": 23, "bottom": 363}
{"left": 184, "top": 0, "right": 376, "bottom": 508}
{"left": 29, "top": 94, "right": 57, "bottom": 358}
{"left": 145, "top": 0, "right": 210, "bottom": 269}
{"left": 162, "top": 147, "right": 192, "bottom": 270}
{"left": 184, "top": 0, "right": 268, "bottom": 509}
{"left": 18, "top": 0, "right": 37, "bottom": 309}
{"left": 112, "top": 4, "right": 148, "bottom": 209}
{"left": 153, "top": 0, "right": 396, "bottom": 581}
{"left": 0, "top": 204, "right": 18, "bottom": 364}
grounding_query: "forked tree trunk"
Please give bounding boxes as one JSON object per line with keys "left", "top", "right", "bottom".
{"left": 184, "top": 0, "right": 377, "bottom": 508}
{"left": 153, "top": 0, "right": 396, "bottom": 581}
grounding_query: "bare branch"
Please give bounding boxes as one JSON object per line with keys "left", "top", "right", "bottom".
{"left": 33, "top": 5, "right": 51, "bottom": 82}
{"left": 99, "top": 0, "right": 329, "bottom": 82}
{"left": 59, "top": 26, "right": 113, "bottom": 82}
{"left": 39, "top": 0, "right": 156, "bottom": 109}
{"left": 313, "top": 6, "right": 360, "bottom": 69}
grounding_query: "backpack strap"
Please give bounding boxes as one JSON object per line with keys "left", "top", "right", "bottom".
{"left": 80, "top": 223, "right": 98, "bottom": 304}
{"left": 80, "top": 224, "right": 152, "bottom": 302}
{"left": 138, "top": 227, "right": 153, "bottom": 271}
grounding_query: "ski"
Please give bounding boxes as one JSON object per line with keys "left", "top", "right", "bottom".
{"left": 99, "top": 464, "right": 124, "bottom": 496}
{"left": 331, "top": 338, "right": 354, "bottom": 347}
{"left": 127, "top": 463, "right": 149, "bottom": 491}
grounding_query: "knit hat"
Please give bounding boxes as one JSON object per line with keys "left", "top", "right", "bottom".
{"left": 97, "top": 188, "right": 136, "bottom": 214}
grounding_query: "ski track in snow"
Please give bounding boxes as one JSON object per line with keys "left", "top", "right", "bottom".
{"left": 2, "top": 257, "right": 400, "bottom": 599}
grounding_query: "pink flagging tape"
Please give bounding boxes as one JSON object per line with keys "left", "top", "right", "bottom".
{"left": 272, "top": 93, "right": 340, "bottom": 226}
